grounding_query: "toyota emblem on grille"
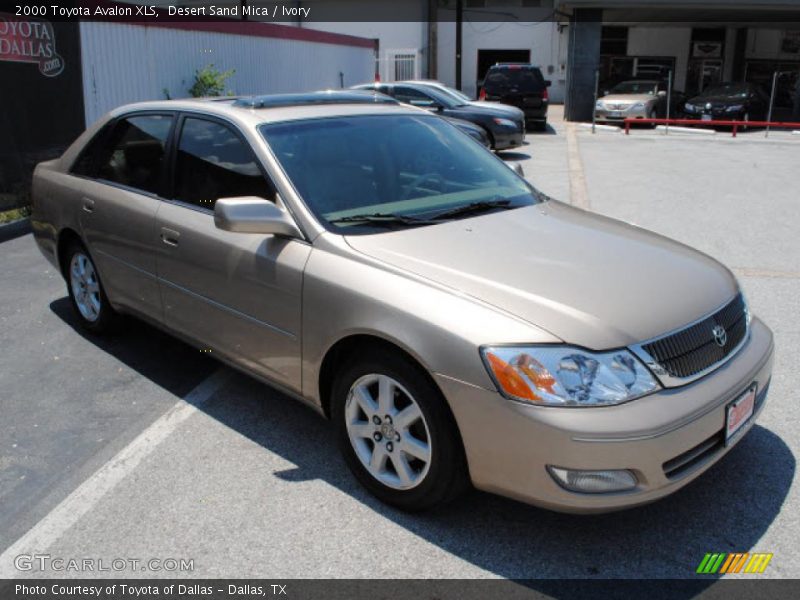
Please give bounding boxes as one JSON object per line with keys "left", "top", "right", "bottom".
{"left": 712, "top": 325, "right": 727, "bottom": 347}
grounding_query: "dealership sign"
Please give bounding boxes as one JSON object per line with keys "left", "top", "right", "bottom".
{"left": 0, "top": 13, "right": 64, "bottom": 77}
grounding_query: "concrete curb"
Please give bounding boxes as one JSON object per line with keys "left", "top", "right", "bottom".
{"left": 577, "top": 123, "right": 622, "bottom": 133}
{"left": 0, "top": 217, "right": 32, "bottom": 243}
{"left": 656, "top": 125, "right": 716, "bottom": 135}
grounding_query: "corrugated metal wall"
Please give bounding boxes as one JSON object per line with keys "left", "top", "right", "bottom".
{"left": 79, "top": 22, "right": 374, "bottom": 125}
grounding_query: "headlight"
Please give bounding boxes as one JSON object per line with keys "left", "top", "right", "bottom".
{"left": 492, "top": 117, "right": 517, "bottom": 128}
{"left": 481, "top": 345, "right": 660, "bottom": 407}
{"left": 595, "top": 101, "right": 605, "bottom": 109}
{"left": 684, "top": 103, "right": 695, "bottom": 112}
{"left": 726, "top": 104, "right": 744, "bottom": 112}
{"left": 632, "top": 102, "right": 645, "bottom": 109}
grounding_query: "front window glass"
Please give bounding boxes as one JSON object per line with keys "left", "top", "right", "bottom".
{"left": 260, "top": 115, "right": 537, "bottom": 234}
{"left": 609, "top": 81, "right": 659, "bottom": 95}
{"left": 174, "top": 118, "right": 274, "bottom": 209}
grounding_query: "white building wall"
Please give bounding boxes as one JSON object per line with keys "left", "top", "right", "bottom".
{"left": 437, "top": 20, "right": 567, "bottom": 101}
{"left": 79, "top": 22, "right": 374, "bottom": 125}
{"left": 627, "top": 26, "right": 692, "bottom": 91}
{"left": 308, "top": 21, "right": 427, "bottom": 83}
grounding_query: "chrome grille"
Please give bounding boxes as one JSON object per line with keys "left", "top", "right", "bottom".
{"left": 640, "top": 294, "right": 748, "bottom": 381}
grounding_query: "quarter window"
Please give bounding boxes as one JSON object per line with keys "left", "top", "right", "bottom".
{"left": 95, "top": 115, "right": 173, "bottom": 194}
{"left": 173, "top": 117, "right": 273, "bottom": 209}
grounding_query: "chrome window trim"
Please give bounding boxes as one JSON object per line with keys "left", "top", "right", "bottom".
{"left": 628, "top": 293, "right": 750, "bottom": 388}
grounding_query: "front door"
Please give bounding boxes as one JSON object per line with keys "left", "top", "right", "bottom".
{"left": 155, "top": 115, "right": 310, "bottom": 390}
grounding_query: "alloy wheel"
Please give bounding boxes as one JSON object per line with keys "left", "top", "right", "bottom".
{"left": 70, "top": 252, "right": 102, "bottom": 322}
{"left": 345, "top": 373, "right": 432, "bottom": 490}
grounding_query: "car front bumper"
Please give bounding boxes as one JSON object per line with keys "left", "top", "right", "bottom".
{"left": 436, "top": 316, "right": 774, "bottom": 513}
{"left": 492, "top": 124, "right": 525, "bottom": 150}
{"left": 595, "top": 105, "right": 651, "bottom": 123}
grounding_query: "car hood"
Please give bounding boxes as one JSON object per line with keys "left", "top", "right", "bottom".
{"left": 454, "top": 104, "right": 523, "bottom": 120}
{"left": 469, "top": 101, "right": 524, "bottom": 117}
{"left": 344, "top": 201, "right": 738, "bottom": 350}
{"left": 689, "top": 94, "right": 745, "bottom": 105}
{"left": 601, "top": 93, "right": 655, "bottom": 104}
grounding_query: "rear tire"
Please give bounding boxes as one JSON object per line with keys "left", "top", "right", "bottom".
{"left": 64, "top": 241, "right": 120, "bottom": 334}
{"left": 332, "top": 349, "right": 469, "bottom": 511}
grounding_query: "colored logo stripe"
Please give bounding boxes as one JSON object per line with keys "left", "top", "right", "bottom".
{"left": 697, "top": 552, "right": 773, "bottom": 574}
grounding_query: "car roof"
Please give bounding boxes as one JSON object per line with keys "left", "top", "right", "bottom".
{"left": 105, "top": 91, "right": 423, "bottom": 128}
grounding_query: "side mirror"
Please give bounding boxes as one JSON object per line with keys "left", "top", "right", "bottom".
{"left": 657, "top": 90, "right": 667, "bottom": 97}
{"left": 603, "top": 90, "right": 610, "bottom": 97}
{"left": 544, "top": 80, "right": 552, "bottom": 87}
{"left": 214, "top": 196, "right": 302, "bottom": 238}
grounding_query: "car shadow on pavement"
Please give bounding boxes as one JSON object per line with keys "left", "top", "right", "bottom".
{"left": 203, "top": 373, "right": 794, "bottom": 591}
{"left": 49, "top": 304, "right": 794, "bottom": 593}
{"left": 49, "top": 298, "right": 216, "bottom": 397}
{"left": 498, "top": 151, "right": 532, "bottom": 161}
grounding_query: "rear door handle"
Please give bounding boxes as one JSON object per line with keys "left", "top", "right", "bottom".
{"left": 81, "top": 197, "right": 95, "bottom": 213}
{"left": 160, "top": 227, "right": 180, "bottom": 247}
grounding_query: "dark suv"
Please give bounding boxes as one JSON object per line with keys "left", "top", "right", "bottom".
{"left": 480, "top": 64, "right": 551, "bottom": 131}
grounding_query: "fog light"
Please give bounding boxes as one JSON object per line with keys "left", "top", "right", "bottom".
{"left": 547, "top": 466, "right": 637, "bottom": 493}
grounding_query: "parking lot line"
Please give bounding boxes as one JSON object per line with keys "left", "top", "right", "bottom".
{"left": 0, "top": 368, "right": 230, "bottom": 577}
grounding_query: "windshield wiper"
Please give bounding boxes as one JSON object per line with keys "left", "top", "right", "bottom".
{"left": 428, "top": 199, "right": 513, "bottom": 221}
{"left": 327, "top": 212, "right": 439, "bottom": 227}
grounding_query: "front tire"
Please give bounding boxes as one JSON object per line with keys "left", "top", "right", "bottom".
{"left": 64, "top": 241, "right": 120, "bottom": 334}
{"left": 332, "top": 350, "right": 468, "bottom": 511}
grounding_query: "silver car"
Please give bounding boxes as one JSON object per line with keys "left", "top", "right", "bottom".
{"left": 32, "top": 92, "right": 774, "bottom": 513}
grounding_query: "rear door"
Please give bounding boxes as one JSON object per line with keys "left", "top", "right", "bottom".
{"left": 74, "top": 112, "right": 174, "bottom": 319}
{"left": 155, "top": 114, "right": 310, "bottom": 389}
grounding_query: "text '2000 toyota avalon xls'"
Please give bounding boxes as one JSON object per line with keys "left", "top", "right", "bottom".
{"left": 31, "top": 91, "right": 773, "bottom": 513}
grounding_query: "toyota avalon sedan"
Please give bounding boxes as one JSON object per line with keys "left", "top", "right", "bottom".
{"left": 31, "top": 91, "right": 773, "bottom": 513}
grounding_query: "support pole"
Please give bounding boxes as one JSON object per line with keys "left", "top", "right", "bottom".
{"left": 592, "top": 70, "right": 599, "bottom": 134}
{"left": 665, "top": 70, "right": 673, "bottom": 136}
{"left": 455, "top": 0, "right": 463, "bottom": 90}
{"left": 765, "top": 71, "right": 778, "bottom": 138}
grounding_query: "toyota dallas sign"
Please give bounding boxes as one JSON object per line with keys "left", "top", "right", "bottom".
{"left": 0, "top": 13, "right": 65, "bottom": 77}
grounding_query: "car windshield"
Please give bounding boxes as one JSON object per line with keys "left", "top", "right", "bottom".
{"left": 432, "top": 85, "right": 471, "bottom": 105}
{"left": 697, "top": 83, "right": 750, "bottom": 98}
{"left": 484, "top": 68, "right": 544, "bottom": 93}
{"left": 260, "top": 115, "right": 537, "bottom": 234}
{"left": 609, "top": 81, "right": 658, "bottom": 95}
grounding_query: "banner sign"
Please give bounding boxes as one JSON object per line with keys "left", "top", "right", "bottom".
{"left": 0, "top": 13, "right": 65, "bottom": 77}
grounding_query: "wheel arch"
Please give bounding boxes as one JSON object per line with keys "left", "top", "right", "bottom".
{"left": 318, "top": 333, "right": 439, "bottom": 420}
{"left": 56, "top": 228, "right": 85, "bottom": 279}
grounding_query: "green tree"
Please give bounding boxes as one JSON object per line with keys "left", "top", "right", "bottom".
{"left": 188, "top": 64, "right": 235, "bottom": 98}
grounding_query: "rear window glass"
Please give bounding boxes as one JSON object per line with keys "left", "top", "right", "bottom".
{"left": 484, "top": 67, "right": 544, "bottom": 93}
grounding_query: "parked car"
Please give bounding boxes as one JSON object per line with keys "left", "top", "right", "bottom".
{"left": 683, "top": 82, "right": 770, "bottom": 126}
{"left": 479, "top": 64, "right": 551, "bottom": 131}
{"left": 352, "top": 81, "right": 525, "bottom": 150}
{"left": 32, "top": 92, "right": 773, "bottom": 513}
{"left": 595, "top": 79, "right": 685, "bottom": 124}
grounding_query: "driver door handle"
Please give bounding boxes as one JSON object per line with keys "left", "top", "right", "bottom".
{"left": 81, "top": 197, "right": 95, "bottom": 213}
{"left": 160, "top": 227, "right": 180, "bottom": 247}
